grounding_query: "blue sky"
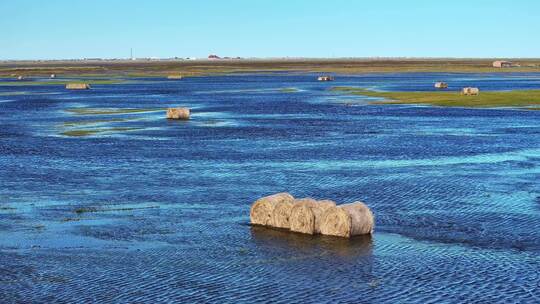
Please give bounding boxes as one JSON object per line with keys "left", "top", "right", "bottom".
{"left": 1, "top": 0, "right": 538, "bottom": 60}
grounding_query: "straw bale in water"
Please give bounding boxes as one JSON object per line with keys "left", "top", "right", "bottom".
{"left": 312, "top": 200, "right": 337, "bottom": 234}
{"left": 250, "top": 192, "right": 294, "bottom": 226}
{"left": 66, "top": 83, "right": 90, "bottom": 90}
{"left": 317, "top": 76, "right": 334, "bottom": 81}
{"left": 166, "top": 107, "right": 190, "bottom": 120}
{"left": 320, "top": 202, "right": 374, "bottom": 238}
{"left": 434, "top": 82, "right": 448, "bottom": 89}
{"left": 271, "top": 198, "right": 296, "bottom": 229}
{"left": 461, "top": 87, "right": 479, "bottom": 96}
{"left": 289, "top": 198, "right": 319, "bottom": 234}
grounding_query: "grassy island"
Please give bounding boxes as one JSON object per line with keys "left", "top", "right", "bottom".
{"left": 331, "top": 87, "right": 540, "bottom": 109}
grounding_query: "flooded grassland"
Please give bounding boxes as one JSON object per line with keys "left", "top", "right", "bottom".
{"left": 1, "top": 73, "right": 539, "bottom": 303}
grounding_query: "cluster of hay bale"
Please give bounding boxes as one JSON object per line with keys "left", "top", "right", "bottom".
{"left": 250, "top": 192, "right": 374, "bottom": 238}
{"left": 433, "top": 82, "right": 480, "bottom": 95}
{"left": 167, "top": 75, "right": 183, "bottom": 80}
{"left": 166, "top": 107, "right": 190, "bottom": 120}
{"left": 66, "top": 83, "right": 91, "bottom": 90}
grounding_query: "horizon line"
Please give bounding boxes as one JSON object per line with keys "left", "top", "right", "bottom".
{"left": 2, "top": 56, "right": 539, "bottom": 63}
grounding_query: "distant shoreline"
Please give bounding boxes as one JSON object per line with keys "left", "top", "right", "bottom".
{"left": 2, "top": 58, "right": 540, "bottom": 77}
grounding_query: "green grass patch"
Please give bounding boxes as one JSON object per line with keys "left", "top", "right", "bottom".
{"left": 66, "top": 108, "right": 163, "bottom": 115}
{"left": 331, "top": 87, "right": 540, "bottom": 108}
{"left": 62, "top": 118, "right": 128, "bottom": 127}
{"left": 0, "top": 91, "right": 28, "bottom": 96}
{"left": 62, "top": 130, "right": 101, "bottom": 137}
{"left": 62, "top": 127, "right": 142, "bottom": 137}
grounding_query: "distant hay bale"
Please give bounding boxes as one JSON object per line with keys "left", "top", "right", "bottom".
{"left": 289, "top": 198, "right": 318, "bottom": 234}
{"left": 167, "top": 75, "right": 183, "bottom": 80}
{"left": 17, "top": 75, "right": 24, "bottom": 80}
{"left": 166, "top": 107, "right": 190, "bottom": 120}
{"left": 271, "top": 198, "right": 296, "bottom": 229}
{"left": 250, "top": 192, "right": 294, "bottom": 226}
{"left": 50, "top": 74, "right": 56, "bottom": 78}
{"left": 320, "top": 202, "right": 374, "bottom": 238}
{"left": 317, "top": 76, "right": 334, "bottom": 81}
{"left": 461, "top": 87, "right": 479, "bottom": 96}
{"left": 66, "top": 83, "right": 91, "bottom": 90}
{"left": 434, "top": 82, "right": 448, "bottom": 89}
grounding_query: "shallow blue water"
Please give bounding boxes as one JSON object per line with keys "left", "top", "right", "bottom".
{"left": 1, "top": 73, "right": 540, "bottom": 303}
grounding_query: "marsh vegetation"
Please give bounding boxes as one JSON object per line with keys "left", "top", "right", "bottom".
{"left": 332, "top": 87, "right": 540, "bottom": 108}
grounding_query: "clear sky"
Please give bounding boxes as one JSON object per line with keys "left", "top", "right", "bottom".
{"left": 1, "top": 0, "right": 538, "bottom": 60}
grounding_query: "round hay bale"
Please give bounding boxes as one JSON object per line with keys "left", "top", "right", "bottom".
{"left": 313, "top": 200, "right": 337, "bottom": 234}
{"left": 320, "top": 202, "right": 374, "bottom": 238}
{"left": 289, "top": 198, "right": 318, "bottom": 234}
{"left": 250, "top": 192, "right": 294, "bottom": 226}
{"left": 317, "top": 200, "right": 337, "bottom": 210}
{"left": 166, "top": 107, "right": 190, "bottom": 120}
{"left": 271, "top": 198, "right": 296, "bottom": 229}
{"left": 66, "top": 83, "right": 90, "bottom": 90}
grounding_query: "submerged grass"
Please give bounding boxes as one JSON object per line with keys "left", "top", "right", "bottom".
{"left": 66, "top": 108, "right": 163, "bottom": 115}
{"left": 62, "top": 127, "right": 142, "bottom": 137}
{"left": 73, "top": 205, "right": 159, "bottom": 214}
{"left": 0, "top": 91, "right": 28, "bottom": 96}
{"left": 62, "top": 130, "right": 101, "bottom": 137}
{"left": 280, "top": 87, "right": 299, "bottom": 93}
{"left": 61, "top": 217, "right": 82, "bottom": 222}
{"left": 331, "top": 87, "right": 540, "bottom": 108}
{"left": 74, "top": 207, "right": 98, "bottom": 214}
{"left": 62, "top": 118, "right": 129, "bottom": 127}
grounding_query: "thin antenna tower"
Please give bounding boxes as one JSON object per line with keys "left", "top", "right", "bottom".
{"left": 130, "top": 48, "right": 133, "bottom": 60}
